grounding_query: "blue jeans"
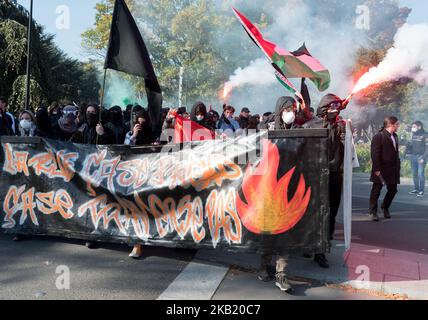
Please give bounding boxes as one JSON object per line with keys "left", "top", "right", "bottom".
{"left": 410, "top": 155, "right": 426, "bottom": 193}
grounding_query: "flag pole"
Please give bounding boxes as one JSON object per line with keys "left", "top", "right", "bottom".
{"left": 24, "top": 0, "right": 34, "bottom": 110}
{"left": 96, "top": 68, "right": 108, "bottom": 145}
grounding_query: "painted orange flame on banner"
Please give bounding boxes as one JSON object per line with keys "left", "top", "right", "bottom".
{"left": 236, "top": 140, "right": 311, "bottom": 235}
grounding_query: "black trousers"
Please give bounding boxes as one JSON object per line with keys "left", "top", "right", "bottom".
{"left": 329, "top": 171, "right": 343, "bottom": 238}
{"left": 369, "top": 183, "right": 398, "bottom": 214}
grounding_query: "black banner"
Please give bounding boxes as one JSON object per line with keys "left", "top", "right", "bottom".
{"left": 0, "top": 130, "right": 330, "bottom": 254}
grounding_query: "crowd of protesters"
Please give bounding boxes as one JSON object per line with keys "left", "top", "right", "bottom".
{"left": 1, "top": 93, "right": 424, "bottom": 295}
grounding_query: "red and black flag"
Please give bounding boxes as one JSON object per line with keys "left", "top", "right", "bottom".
{"left": 105, "top": 0, "right": 162, "bottom": 126}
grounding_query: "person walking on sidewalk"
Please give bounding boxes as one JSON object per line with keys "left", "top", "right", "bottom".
{"left": 406, "top": 121, "right": 428, "bottom": 197}
{"left": 369, "top": 116, "right": 401, "bottom": 221}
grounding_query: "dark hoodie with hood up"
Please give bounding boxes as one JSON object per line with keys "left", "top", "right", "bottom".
{"left": 304, "top": 94, "right": 346, "bottom": 172}
{"left": 274, "top": 96, "right": 300, "bottom": 130}
{"left": 190, "top": 102, "right": 216, "bottom": 131}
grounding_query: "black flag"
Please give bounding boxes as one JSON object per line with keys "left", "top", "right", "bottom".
{"left": 105, "top": 0, "right": 162, "bottom": 127}
{"left": 300, "top": 78, "right": 311, "bottom": 109}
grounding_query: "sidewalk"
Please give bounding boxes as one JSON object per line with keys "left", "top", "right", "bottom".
{"left": 196, "top": 241, "right": 428, "bottom": 300}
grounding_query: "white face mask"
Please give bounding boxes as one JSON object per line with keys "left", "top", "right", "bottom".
{"left": 196, "top": 115, "right": 204, "bottom": 121}
{"left": 281, "top": 111, "right": 295, "bottom": 125}
{"left": 412, "top": 127, "right": 418, "bottom": 133}
{"left": 20, "top": 119, "right": 33, "bottom": 130}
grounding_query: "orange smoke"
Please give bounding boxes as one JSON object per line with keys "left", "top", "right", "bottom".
{"left": 236, "top": 140, "right": 311, "bottom": 235}
{"left": 223, "top": 82, "right": 233, "bottom": 100}
{"left": 351, "top": 66, "right": 392, "bottom": 95}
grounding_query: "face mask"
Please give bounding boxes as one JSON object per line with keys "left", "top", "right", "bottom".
{"left": 20, "top": 120, "right": 33, "bottom": 130}
{"left": 196, "top": 115, "right": 204, "bottom": 121}
{"left": 412, "top": 127, "right": 418, "bottom": 133}
{"left": 327, "top": 111, "right": 339, "bottom": 122}
{"left": 281, "top": 111, "right": 295, "bottom": 125}
{"left": 86, "top": 113, "right": 98, "bottom": 127}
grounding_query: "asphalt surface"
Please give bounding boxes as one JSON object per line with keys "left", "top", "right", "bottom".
{"left": 1, "top": 172, "right": 423, "bottom": 300}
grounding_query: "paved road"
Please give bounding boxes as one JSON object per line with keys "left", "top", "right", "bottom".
{"left": 3, "top": 173, "right": 421, "bottom": 300}
{"left": 335, "top": 173, "right": 428, "bottom": 254}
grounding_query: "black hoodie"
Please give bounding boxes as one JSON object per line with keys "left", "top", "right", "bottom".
{"left": 274, "top": 96, "right": 298, "bottom": 130}
{"left": 190, "top": 102, "right": 215, "bottom": 131}
{"left": 304, "top": 93, "right": 346, "bottom": 172}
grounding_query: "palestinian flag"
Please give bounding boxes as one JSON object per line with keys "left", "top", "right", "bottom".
{"left": 232, "top": 7, "right": 331, "bottom": 92}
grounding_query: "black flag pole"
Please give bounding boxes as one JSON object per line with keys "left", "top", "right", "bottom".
{"left": 96, "top": 68, "right": 108, "bottom": 145}
{"left": 24, "top": 0, "right": 34, "bottom": 110}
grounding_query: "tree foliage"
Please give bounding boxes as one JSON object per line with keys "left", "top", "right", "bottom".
{"left": 0, "top": 0, "right": 100, "bottom": 114}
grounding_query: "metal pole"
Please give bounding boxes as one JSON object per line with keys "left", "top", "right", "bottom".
{"left": 96, "top": 68, "right": 108, "bottom": 145}
{"left": 24, "top": 0, "right": 34, "bottom": 110}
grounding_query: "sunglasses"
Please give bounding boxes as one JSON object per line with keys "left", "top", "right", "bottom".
{"left": 63, "top": 110, "right": 78, "bottom": 116}
{"left": 328, "top": 102, "right": 342, "bottom": 111}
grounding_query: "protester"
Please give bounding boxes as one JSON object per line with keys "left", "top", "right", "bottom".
{"left": 125, "top": 104, "right": 144, "bottom": 131}
{"left": 124, "top": 109, "right": 157, "bottom": 259}
{"left": 124, "top": 109, "right": 157, "bottom": 146}
{"left": 369, "top": 116, "right": 401, "bottom": 221}
{"left": 304, "top": 94, "right": 347, "bottom": 268}
{"left": 274, "top": 96, "right": 300, "bottom": 130}
{"left": 217, "top": 105, "right": 240, "bottom": 136}
{"left": 53, "top": 105, "right": 79, "bottom": 142}
{"left": 406, "top": 121, "right": 428, "bottom": 197}
{"left": 35, "top": 107, "right": 52, "bottom": 138}
{"left": 257, "top": 96, "right": 300, "bottom": 294}
{"left": 48, "top": 101, "right": 61, "bottom": 128}
{"left": 105, "top": 106, "right": 127, "bottom": 145}
{"left": 0, "top": 96, "right": 15, "bottom": 136}
{"left": 238, "top": 107, "right": 251, "bottom": 129}
{"left": 258, "top": 112, "right": 274, "bottom": 130}
{"left": 71, "top": 104, "right": 113, "bottom": 145}
{"left": 124, "top": 104, "right": 133, "bottom": 125}
{"left": 189, "top": 101, "right": 216, "bottom": 131}
{"left": 246, "top": 115, "right": 260, "bottom": 132}
{"left": 208, "top": 110, "right": 220, "bottom": 127}
{"left": 18, "top": 110, "right": 40, "bottom": 137}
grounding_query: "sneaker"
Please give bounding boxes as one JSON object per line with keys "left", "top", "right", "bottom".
{"left": 129, "top": 244, "right": 142, "bottom": 259}
{"left": 314, "top": 253, "right": 329, "bottom": 268}
{"left": 257, "top": 265, "right": 275, "bottom": 282}
{"left": 409, "top": 190, "right": 419, "bottom": 195}
{"left": 369, "top": 213, "right": 379, "bottom": 222}
{"left": 275, "top": 273, "right": 293, "bottom": 294}
{"left": 417, "top": 192, "right": 424, "bottom": 197}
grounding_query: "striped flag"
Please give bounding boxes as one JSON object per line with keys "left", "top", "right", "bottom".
{"left": 232, "top": 7, "right": 331, "bottom": 93}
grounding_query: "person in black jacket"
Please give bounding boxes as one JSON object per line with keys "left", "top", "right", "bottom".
{"left": 303, "top": 94, "right": 347, "bottom": 269}
{"left": 71, "top": 104, "right": 113, "bottom": 145}
{"left": 369, "top": 116, "right": 401, "bottom": 221}
{"left": 0, "top": 96, "right": 16, "bottom": 136}
{"left": 53, "top": 105, "right": 79, "bottom": 142}
{"left": 189, "top": 101, "right": 216, "bottom": 131}
{"left": 105, "top": 106, "right": 127, "bottom": 145}
{"left": 406, "top": 121, "right": 428, "bottom": 197}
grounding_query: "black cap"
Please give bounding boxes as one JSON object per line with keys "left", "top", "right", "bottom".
{"left": 241, "top": 107, "right": 250, "bottom": 113}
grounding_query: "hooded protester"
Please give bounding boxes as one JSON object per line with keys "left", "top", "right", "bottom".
{"left": 35, "top": 107, "right": 52, "bottom": 138}
{"left": 125, "top": 104, "right": 144, "bottom": 131}
{"left": 48, "top": 101, "right": 61, "bottom": 128}
{"left": 53, "top": 105, "right": 79, "bottom": 142}
{"left": 190, "top": 101, "right": 216, "bottom": 131}
{"left": 274, "top": 96, "right": 300, "bottom": 130}
{"left": 18, "top": 110, "right": 39, "bottom": 137}
{"left": 105, "top": 106, "right": 127, "bottom": 144}
{"left": 124, "top": 109, "right": 157, "bottom": 146}
{"left": 304, "top": 93, "right": 347, "bottom": 269}
{"left": 71, "top": 104, "right": 113, "bottom": 145}
{"left": 257, "top": 96, "right": 301, "bottom": 295}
